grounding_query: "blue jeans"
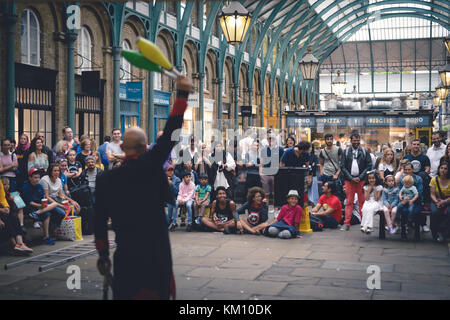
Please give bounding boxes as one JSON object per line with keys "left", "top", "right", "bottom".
{"left": 166, "top": 202, "right": 178, "bottom": 225}
{"left": 180, "top": 200, "right": 194, "bottom": 224}
{"left": 397, "top": 202, "right": 421, "bottom": 223}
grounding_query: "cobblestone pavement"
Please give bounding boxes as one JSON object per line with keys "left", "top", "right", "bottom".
{"left": 0, "top": 215, "right": 449, "bottom": 300}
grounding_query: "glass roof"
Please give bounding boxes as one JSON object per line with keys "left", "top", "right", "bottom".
{"left": 346, "top": 17, "right": 448, "bottom": 42}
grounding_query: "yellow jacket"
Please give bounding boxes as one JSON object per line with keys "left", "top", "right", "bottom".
{"left": 0, "top": 180, "right": 10, "bottom": 208}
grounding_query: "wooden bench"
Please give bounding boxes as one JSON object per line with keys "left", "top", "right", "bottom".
{"left": 378, "top": 209, "right": 431, "bottom": 241}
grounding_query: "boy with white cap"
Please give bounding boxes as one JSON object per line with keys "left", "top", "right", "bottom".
{"left": 265, "top": 190, "right": 302, "bottom": 239}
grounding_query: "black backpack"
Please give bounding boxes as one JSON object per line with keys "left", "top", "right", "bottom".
{"left": 309, "top": 214, "right": 324, "bottom": 232}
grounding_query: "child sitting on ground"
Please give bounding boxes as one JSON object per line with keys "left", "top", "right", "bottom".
{"left": 265, "top": 190, "right": 302, "bottom": 239}
{"left": 360, "top": 171, "right": 383, "bottom": 234}
{"left": 382, "top": 175, "right": 399, "bottom": 234}
{"left": 194, "top": 174, "right": 211, "bottom": 219}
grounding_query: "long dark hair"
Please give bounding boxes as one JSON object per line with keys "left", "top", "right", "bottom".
{"left": 28, "top": 137, "right": 45, "bottom": 154}
{"left": 364, "top": 170, "right": 382, "bottom": 186}
{"left": 437, "top": 161, "right": 450, "bottom": 179}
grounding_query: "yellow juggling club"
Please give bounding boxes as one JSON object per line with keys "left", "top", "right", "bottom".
{"left": 137, "top": 37, "right": 180, "bottom": 77}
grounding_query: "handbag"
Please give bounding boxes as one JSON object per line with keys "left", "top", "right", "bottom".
{"left": 10, "top": 192, "right": 26, "bottom": 209}
{"left": 56, "top": 206, "right": 83, "bottom": 241}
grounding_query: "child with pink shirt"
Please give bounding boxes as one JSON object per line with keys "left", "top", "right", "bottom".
{"left": 177, "top": 171, "right": 196, "bottom": 231}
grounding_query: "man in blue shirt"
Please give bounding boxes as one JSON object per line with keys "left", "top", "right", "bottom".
{"left": 97, "top": 136, "right": 111, "bottom": 170}
{"left": 280, "top": 141, "right": 310, "bottom": 168}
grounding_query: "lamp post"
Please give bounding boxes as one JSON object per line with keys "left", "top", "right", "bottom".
{"left": 219, "top": 1, "right": 251, "bottom": 131}
{"left": 331, "top": 70, "right": 347, "bottom": 97}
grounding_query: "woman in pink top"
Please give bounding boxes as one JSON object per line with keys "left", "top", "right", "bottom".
{"left": 177, "top": 171, "right": 196, "bottom": 231}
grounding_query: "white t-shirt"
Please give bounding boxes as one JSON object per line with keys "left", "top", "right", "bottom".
{"left": 378, "top": 163, "right": 394, "bottom": 174}
{"left": 350, "top": 148, "right": 360, "bottom": 176}
{"left": 39, "top": 175, "right": 62, "bottom": 199}
{"left": 106, "top": 141, "right": 123, "bottom": 155}
{"left": 427, "top": 144, "right": 446, "bottom": 177}
{"left": 363, "top": 185, "right": 383, "bottom": 202}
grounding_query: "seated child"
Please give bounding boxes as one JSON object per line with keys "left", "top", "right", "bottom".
{"left": 21, "top": 169, "right": 61, "bottom": 245}
{"left": 360, "top": 171, "right": 383, "bottom": 234}
{"left": 382, "top": 175, "right": 399, "bottom": 234}
{"left": 200, "top": 187, "right": 237, "bottom": 233}
{"left": 166, "top": 165, "right": 181, "bottom": 231}
{"left": 177, "top": 171, "right": 196, "bottom": 232}
{"left": 234, "top": 187, "right": 269, "bottom": 235}
{"left": 265, "top": 190, "right": 302, "bottom": 239}
{"left": 194, "top": 174, "right": 211, "bottom": 219}
{"left": 398, "top": 175, "right": 419, "bottom": 239}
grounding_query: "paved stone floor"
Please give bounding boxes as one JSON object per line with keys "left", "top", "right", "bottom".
{"left": 0, "top": 214, "right": 449, "bottom": 300}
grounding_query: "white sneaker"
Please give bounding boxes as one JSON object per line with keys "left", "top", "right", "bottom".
{"left": 33, "top": 222, "right": 41, "bottom": 229}
{"left": 422, "top": 225, "right": 430, "bottom": 232}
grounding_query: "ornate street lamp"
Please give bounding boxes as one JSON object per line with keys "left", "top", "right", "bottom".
{"left": 439, "top": 57, "right": 450, "bottom": 87}
{"left": 331, "top": 70, "right": 347, "bottom": 96}
{"left": 299, "top": 46, "right": 319, "bottom": 80}
{"left": 218, "top": 1, "right": 251, "bottom": 45}
{"left": 436, "top": 82, "right": 449, "bottom": 101}
{"left": 433, "top": 96, "right": 442, "bottom": 106}
{"left": 445, "top": 34, "right": 450, "bottom": 55}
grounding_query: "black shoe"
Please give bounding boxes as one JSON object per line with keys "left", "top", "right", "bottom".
{"left": 168, "top": 223, "right": 177, "bottom": 231}
{"left": 401, "top": 231, "right": 407, "bottom": 240}
{"left": 436, "top": 233, "right": 445, "bottom": 243}
{"left": 186, "top": 224, "right": 192, "bottom": 232}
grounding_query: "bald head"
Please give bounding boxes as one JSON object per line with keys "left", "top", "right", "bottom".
{"left": 121, "top": 127, "right": 148, "bottom": 156}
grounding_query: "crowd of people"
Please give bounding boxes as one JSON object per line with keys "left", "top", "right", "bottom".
{"left": 1, "top": 125, "right": 449, "bottom": 254}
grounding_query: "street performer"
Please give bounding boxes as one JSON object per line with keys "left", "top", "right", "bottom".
{"left": 94, "top": 75, "right": 192, "bottom": 300}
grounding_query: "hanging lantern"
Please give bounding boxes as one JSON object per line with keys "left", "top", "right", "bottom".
{"left": 299, "top": 46, "right": 319, "bottom": 80}
{"left": 218, "top": 1, "right": 251, "bottom": 45}
{"left": 433, "top": 96, "right": 441, "bottom": 105}
{"left": 331, "top": 70, "right": 347, "bottom": 96}
{"left": 439, "top": 57, "right": 450, "bottom": 87}
{"left": 436, "top": 82, "right": 449, "bottom": 101}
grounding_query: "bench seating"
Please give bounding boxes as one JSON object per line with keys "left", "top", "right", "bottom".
{"left": 377, "top": 209, "right": 431, "bottom": 241}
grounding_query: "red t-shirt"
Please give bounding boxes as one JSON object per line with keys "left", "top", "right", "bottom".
{"left": 277, "top": 204, "right": 302, "bottom": 226}
{"left": 318, "top": 194, "right": 342, "bottom": 223}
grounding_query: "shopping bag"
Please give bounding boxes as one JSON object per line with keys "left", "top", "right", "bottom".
{"left": 56, "top": 216, "right": 83, "bottom": 241}
{"left": 10, "top": 192, "right": 26, "bottom": 209}
{"left": 56, "top": 205, "right": 83, "bottom": 241}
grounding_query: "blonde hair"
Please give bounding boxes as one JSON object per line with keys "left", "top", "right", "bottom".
{"left": 381, "top": 148, "right": 398, "bottom": 171}
{"left": 93, "top": 151, "right": 101, "bottom": 165}
{"left": 402, "top": 175, "right": 414, "bottom": 186}
{"left": 54, "top": 140, "right": 69, "bottom": 154}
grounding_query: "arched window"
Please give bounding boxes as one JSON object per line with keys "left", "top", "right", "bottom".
{"left": 20, "top": 9, "right": 40, "bottom": 66}
{"left": 204, "top": 68, "right": 209, "bottom": 91}
{"left": 182, "top": 60, "right": 188, "bottom": 76}
{"left": 121, "top": 40, "right": 131, "bottom": 83}
{"left": 153, "top": 71, "right": 162, "bottom": 90}
{"left": 222, "top": 71, "right": 226, "bottom": 97}
{"left": 77, "top": 27, "right": 92, "bottom": 74}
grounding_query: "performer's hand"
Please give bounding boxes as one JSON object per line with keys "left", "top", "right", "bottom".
{"left": 177, "top": 75, "right": 192, "bottom": 93}
{"left": 97, "top": 256, "right": 111, "bottom": 276}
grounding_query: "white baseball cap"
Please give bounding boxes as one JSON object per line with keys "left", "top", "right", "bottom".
{"left": 287, "top": 190, "right": 300, "bottom": 199}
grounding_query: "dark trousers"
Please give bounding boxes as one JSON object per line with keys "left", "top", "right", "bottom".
{"left": 417, "top": 171, "right": 431, "bottom": 204}
{"left": 0, "top": 212, "right": 23, "bottom": 239}
{"left": 316, "top": 215, "right": 339, "bottom": 229}
{"left": 430, "top": 202, "right": 450, "bottom": 239}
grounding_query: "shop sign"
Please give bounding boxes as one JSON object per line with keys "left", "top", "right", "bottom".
{"left": 126, "top": 81, "right": 143, "bottom": 100}
{"left": 366, "top": 116, "right": 395, "bottom": 127}
{"left": 316, "top": 117, "right": 347, "bottom": 126}
{"left": 348, "top": 117, "right": 364, "bottom": 127}
{"left": 153, "top": 89, "right": 171, "bottom": 106}
{"left": 398, "top": 116, "right": 430, "bottom": 127}
{"left": 287, "top": 117, "right": 315, "bottom": 127}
